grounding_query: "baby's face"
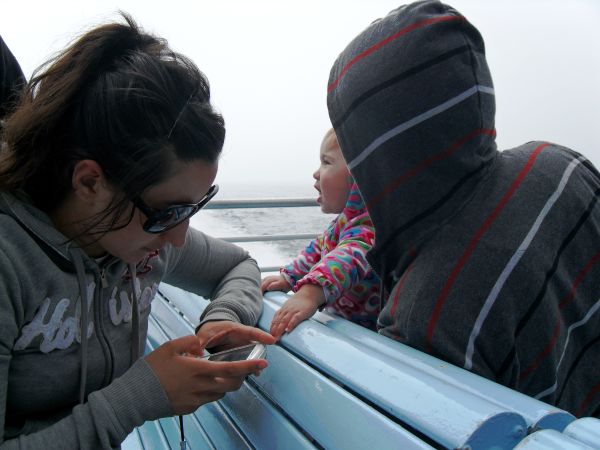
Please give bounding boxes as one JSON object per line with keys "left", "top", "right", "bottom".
{"left": 313, "top": 132, "right": 352, "bottom": 214}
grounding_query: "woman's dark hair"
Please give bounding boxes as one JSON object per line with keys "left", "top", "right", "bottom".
{"left": 0, "top": 13, "right": 225, "bottom": 232}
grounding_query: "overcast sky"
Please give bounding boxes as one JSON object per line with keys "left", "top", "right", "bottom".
{"left": 1, "top": 0, "right": 599, "bottom": 190}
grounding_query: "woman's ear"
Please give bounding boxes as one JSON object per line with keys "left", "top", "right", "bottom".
{"left": 71, "top": 159, "right": 108, "bottom": 202}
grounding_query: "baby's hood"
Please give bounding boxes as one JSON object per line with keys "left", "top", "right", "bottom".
{"left": 327, "top": 0, "right": 498, "bottom": 279}
{"left": 342, "top": 182, "right": 367, "bottom": 218}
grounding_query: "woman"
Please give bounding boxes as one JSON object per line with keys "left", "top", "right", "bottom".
{"left": 0, "top": 14, "right": 275, "bottom": 448}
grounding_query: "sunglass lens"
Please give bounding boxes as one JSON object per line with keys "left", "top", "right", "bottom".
{"left": 146, "top": 206, "right": 197, "bottom": 233}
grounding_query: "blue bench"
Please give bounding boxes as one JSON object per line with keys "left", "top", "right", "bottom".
{"left": 123, "top": 284, "right": 600, "bottom": 449}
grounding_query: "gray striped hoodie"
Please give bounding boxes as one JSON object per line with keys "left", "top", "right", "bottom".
{"left": 327, "top": 0, "right": 600, "bottom": 416}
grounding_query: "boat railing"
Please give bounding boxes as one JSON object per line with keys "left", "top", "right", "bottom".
{"left": 205, "top": 198, "right": 318, "bottom": 210}
{"left": 204, "top": 197, "right": 319, "bottom": 273}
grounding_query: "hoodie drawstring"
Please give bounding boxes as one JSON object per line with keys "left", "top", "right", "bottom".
{"left": 71, "top": 251, "right": 141, "bottom": 404}
{"left": 128, "top": 264, "right": 140, "bottom": 364}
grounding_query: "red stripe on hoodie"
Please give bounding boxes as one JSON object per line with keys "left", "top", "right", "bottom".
{"left": 389, "top": 249, "right": 417, "bottom": 318}
{"left": 577, "top": 381, "right": 600, "bottom": 417}
{"left": 426, "top": 143, "right": 549, "bottom": 351}
{"left": 327, "top": 15, "right": 463, "bottom": 93}
{"left": 559, "top": 250, "right": 600, "bottom": 310}
{"left": 519, "top": 249, "right": 600, "bottom": 381}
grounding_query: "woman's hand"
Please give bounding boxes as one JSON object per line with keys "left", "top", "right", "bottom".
{"left": 144, "top": 335, "right": 269, "bottom": 415}
{"left": 269, "top": 284, "right": 325, "bottom": 338}
{"left": 196, "top": 320, "right": 276, "bottom": 353}
{"left": 261, "top": 274, "right": 291, "bottom": 293}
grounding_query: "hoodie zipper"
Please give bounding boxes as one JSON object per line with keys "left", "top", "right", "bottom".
{"left": 90, "top": 266, "right": 115, "bottom": 386}
{"left": 100, "top": 267, "right": 108, "bottom": 288}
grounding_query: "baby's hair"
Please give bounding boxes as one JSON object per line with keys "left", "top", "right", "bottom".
{"left": 323, "top": 127, "right": 340, "bottom": 151}
{"left": 323, "top": 127, "right": 336, "bottom": 140}
{"left": 0, "top": 13, "right": 225, "bottom": 234}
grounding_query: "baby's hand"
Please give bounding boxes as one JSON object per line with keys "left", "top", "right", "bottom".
{"left": 261, "top": 274, "right": 292, "bottom": 293}
{"left": 270, "top": 284, "right": 325, "bottom": 338}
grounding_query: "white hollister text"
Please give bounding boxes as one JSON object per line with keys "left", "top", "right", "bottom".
{"left": 14, "top": 280, "right": 158, "bottom": 353}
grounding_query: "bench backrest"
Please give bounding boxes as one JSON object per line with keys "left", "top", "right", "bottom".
{"left": 123, "top": 284, "right": 600, "bottom": 450}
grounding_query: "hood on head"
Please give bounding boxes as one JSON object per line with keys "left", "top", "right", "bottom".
{"left": 327, "top": 0, "right": 498, "bottom": 279}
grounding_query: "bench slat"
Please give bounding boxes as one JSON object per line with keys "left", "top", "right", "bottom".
{"left": 220, "top": 381, "right": 316, "bottom": 450}
{"left": 253, "top": 344, "right": 434, "bottom": 450}
{"left": 157, "top": 284, "right": 208, "bottom": 327}
{"left": 513, "top": 429, "right": 595, "bottom": 449}
{"left": 121, "top": 429, "right": 143, "bottom": 450}
{"left": 563, "top": 418, "right": 600, "bottom": 448}
{"left": 135, "top": 416, "right": 170, "bottom": 449}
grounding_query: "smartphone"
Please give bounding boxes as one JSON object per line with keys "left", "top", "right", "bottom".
{"left": 203, "top": 343, "right": 267, "bottom": 362}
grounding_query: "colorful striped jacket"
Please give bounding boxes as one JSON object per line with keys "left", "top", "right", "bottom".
{"left": 281, "top": 184, "right": 381, "bottom": 330}
{"left": 327, "top": 0, "right": 600, "bottom": 417}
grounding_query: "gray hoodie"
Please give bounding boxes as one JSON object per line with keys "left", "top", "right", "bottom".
{"left": 327, "top": 0, "right": 600, "bottom": 416}
{"left": 0, "top": 191, "right": 263, "bottom": 448}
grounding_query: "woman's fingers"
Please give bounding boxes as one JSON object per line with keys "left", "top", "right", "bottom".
{"left": 196, "top": 321, "right": 276, "bottom": 355}
{"left": 189, "top": 358, "right": 268, "bottom": 378}
{"left": 198, "top": 329, "right": 230, "bottom": 349}
{"left": 202, "top": 323, "right": 276, "bottom": 349}
{"left": 162, "top": 334, "right": 204, "bottom": 356}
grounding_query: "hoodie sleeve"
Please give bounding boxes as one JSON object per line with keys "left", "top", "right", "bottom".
{"left": 163, "top": 228, "right": 262, "bottom": 327}
{"left": 294, "top": 212, "right": 375, "bottom": 304}
{"left": 0, "top": 361, "right": 171, "bottom": 449}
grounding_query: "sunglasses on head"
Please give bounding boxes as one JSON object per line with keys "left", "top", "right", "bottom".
{"left": 133, "top": 184, "right": 218, "bottom": 234}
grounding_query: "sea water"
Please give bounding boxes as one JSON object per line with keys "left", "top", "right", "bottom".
{"left": 189, "top": 182, "right": 336, "bottom": 272}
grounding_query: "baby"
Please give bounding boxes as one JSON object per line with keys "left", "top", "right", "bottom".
{"left": 262, "top": 128, "right": 382, "bottom": 337}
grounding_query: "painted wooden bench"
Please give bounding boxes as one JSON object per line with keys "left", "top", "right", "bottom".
{"left": 123, "top": 284, "right": 600, "bottom": 450}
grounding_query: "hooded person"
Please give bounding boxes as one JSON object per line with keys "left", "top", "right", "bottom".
{"left": 327, "top": 0, "right": 600, "bottom": 417}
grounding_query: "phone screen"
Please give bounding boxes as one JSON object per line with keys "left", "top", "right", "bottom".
{"left": 206, "top": 344, "right": 262, "bottom": 362}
